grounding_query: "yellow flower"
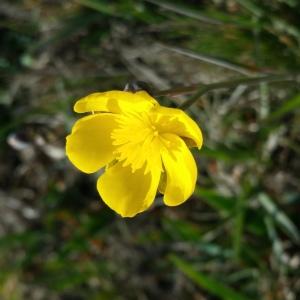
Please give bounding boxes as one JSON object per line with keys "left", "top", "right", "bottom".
{"left": 66, "top": 90, "right": 203, "bottom": 217}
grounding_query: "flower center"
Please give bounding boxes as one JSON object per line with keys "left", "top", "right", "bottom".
{"left": 111, "top": 111, "right": 161, "bottom": 172}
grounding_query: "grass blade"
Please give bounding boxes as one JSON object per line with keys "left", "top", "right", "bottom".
{"left": 170, "top": 255, "right": 252, "bottom": 300}
{"left": 233, "top": 194, "right": 246, "bottom": 260}
{"left": 195, "top": 187, "right": 236, "bottom": 214}
{"left": 258, "top": 193, "right": 300, "bottom": 244}
{"left": 268, "top": 94, "right": 300, "bottom": 120}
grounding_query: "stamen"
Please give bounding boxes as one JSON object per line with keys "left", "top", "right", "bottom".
{"left": 112, "top": 111, "right": 161, "bottom": 171}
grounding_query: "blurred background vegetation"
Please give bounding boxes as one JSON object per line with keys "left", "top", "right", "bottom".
{"left": 0, "top": 0, "right": 300, "bottom": 299}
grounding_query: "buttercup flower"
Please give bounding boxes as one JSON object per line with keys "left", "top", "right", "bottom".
{"left": 66, "top": 91, "right": 203, "bottom": 217}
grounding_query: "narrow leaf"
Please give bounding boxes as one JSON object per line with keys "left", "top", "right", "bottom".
{"left": 170, "top": 255, "right": 251, "bottom": 300}
{"left": 258, "top": 193, "right": 300, "bottom": 244}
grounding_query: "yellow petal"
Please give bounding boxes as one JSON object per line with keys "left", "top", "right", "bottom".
{"left": 153, "top": 106, "right": 203, "bottom": 148}
{"left": 160, "top": 133, "right": 197, "bottom": 206}
{"left": 66, "top": 114, "right": 118, "bottom": 173}
{"left": 97, "top": 161, "right": 161, "bottom": 217}
{"left": 74, "top": 90, "right": 158, "bottom": 114}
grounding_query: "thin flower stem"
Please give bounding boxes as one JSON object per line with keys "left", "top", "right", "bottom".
{"left": 153, "top": 74, "right": 298, "bottom": 110}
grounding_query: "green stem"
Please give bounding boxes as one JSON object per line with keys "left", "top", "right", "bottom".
{"left": 233, "top": 194, "right": 246, "bottom": 261}
{"left": 153, "top": 74, "right": 297, "bottom": 109}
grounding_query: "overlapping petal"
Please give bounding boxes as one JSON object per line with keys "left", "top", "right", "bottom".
{"left": 74, "top": 91, "right": 158, "bottom": 114}
{"left": 152, "top": 106, "right": 203, "bottom": 148}
{"left": 66, "top": 114, "right": 118, "bottom": 173}
{"left": 66, "top": 89, "right": 203, "bottom": 217}
{"left": 160, "top": 133, "right": 197, "bottom": 206}
{"left": 97, "top": 161, "right": 161, "bottom": 217}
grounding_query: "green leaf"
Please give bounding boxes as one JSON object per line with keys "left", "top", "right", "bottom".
{"left": 170, "top": 255, "right": 252, "bottom": 300}
{"left": 264, "top": 216, "right": 286, "bottom": 268}
{"left": 268, "top": 94, "right": 300, "bottom": 120}
{"left": 233, "top": 195, "right": 246, "bottom": 260}
{"left": 76, "top": 0, "right": 118, "bottom": 17}
{"left": 162, "top": 218, "right": 203, "bottom": 242}
{"left": 258, "top": 193, "right": 300, "bottom": 244}
{"left": 195, "top": 187, "right": 236, "bottom": 214}
{"left": 200, "top": 145, "right": 255, "bottom": 162}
